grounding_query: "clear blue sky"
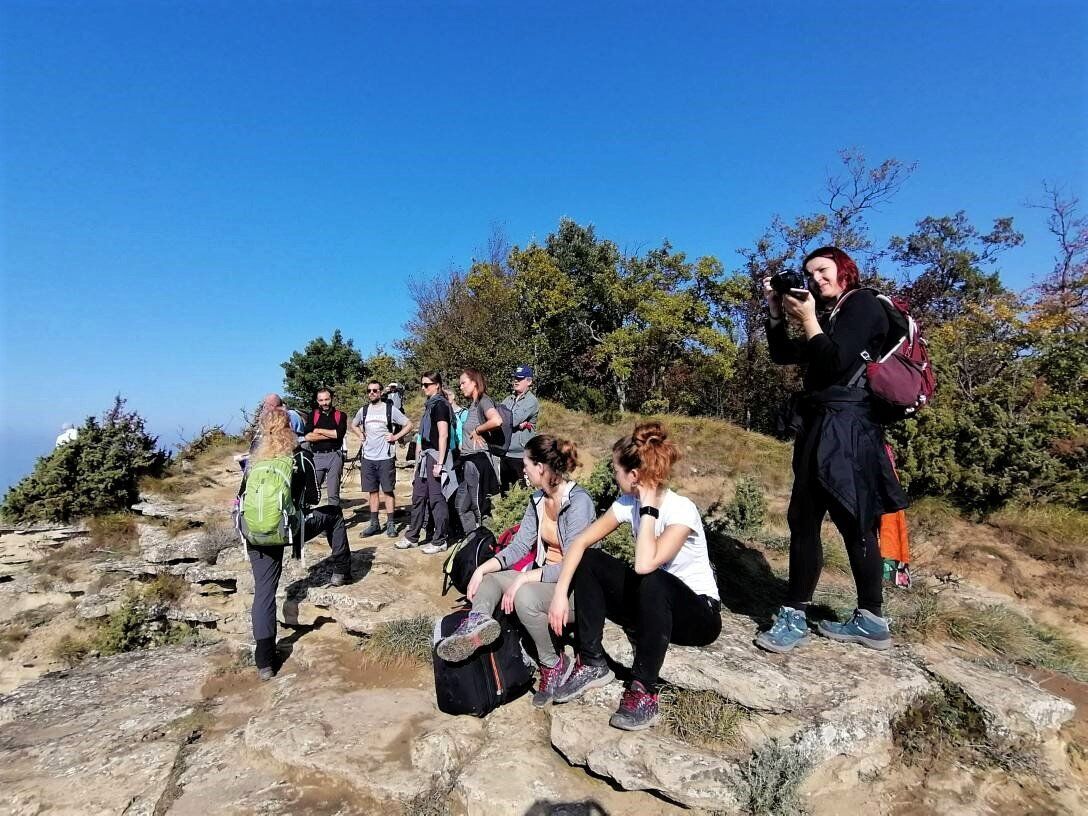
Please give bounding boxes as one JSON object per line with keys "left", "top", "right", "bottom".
{"left": 2, "top": 1, "right": 1086, "bottom": 490}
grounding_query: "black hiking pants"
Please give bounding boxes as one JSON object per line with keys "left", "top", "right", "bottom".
{"left": 574, "top": 548, "right": 722, "bottom": 693}
{"left": 405, "top": 467, "right": 449, "bottom": 547}
{"left": 248, "top": 506, "right": 349, "bottom": 668}
{"left": 786, "top": 438, "right": 883, "bottom": 617}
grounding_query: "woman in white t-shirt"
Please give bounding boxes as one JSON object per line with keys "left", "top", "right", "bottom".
{"left": 547, "top": 421, "right": 721, "bottom": 731}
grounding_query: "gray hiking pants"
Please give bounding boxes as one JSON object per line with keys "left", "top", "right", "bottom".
{"left": 456, "top": 456, "right": 485, "bottom": 535}
{"left": 472, "top": 571, "right": 575, "bottom": 667}
{"left": 313, "top": 450, "right": 344, "bottom": 507}
{"left": 248, "top": 507, "right": 350, "bottom": 668}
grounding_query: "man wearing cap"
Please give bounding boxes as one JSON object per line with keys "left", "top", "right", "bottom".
{"left": 500, "top": 365, "right": 540, "bottom": 494}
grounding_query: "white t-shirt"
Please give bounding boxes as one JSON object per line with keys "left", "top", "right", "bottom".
{"left": 610, "top": 490, "right": 719, "bottom": 600}
{"left": 352, "top": 401, "right": 409, "bottom": 461}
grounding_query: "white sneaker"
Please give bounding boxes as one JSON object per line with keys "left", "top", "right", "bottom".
{"left": 420, "top": 541, "right": 448, "bottom": 555}
{"left": 394, "top": 537, "right": 420, "bottom": 550}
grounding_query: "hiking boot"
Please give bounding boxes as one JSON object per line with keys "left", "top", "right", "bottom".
{"left": 754, "top": 606, "right": 811, "bottom": 654}
{"left": 532, "top": 652, "right": 574, "bottom": 708}
{"left": 360, "top": 519, "right": 381, "bottom": 537}
{"left": 394, "top": 536, "right": 420, "bottom": 550}
{"left": 257, "top": 666, "right": 275, "bottom": 682}
{"left": 385, "top": 520, "right": 398, "bottom": 538}
{"left": 609, "top": 681, "right": 660, "bottom": 731}
{"left": 330, "top": 572, "right": 350, "bottom": 587}
{"left": 436, "top": 611, "right": 501, "bottom": 662}
{"left": 552, "top": 659, "right": 615, "bottom": 704}
{"left": 420, "top": 541, "right": 448, "bottom": 555}
{"left": 817, "top": 608, "right": 892, "bottom": 650}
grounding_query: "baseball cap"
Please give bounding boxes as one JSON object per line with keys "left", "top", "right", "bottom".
{"left": 513, "top": 365, "right": 534, "bottom": 379}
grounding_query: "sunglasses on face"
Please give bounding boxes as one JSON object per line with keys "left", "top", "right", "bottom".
{"left": 421, "top": 381, "right": 435, "bottom": 388}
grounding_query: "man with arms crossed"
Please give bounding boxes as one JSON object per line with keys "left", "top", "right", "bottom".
{"left": 305, "top": 388, "right": 348, "bottom": 507}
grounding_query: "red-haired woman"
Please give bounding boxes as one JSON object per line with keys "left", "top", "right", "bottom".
{"left": 756, "top": 246, "right": 908, "bottom": 654}
{"left": 546, "top": 421, "right": 721, "bottom": 731}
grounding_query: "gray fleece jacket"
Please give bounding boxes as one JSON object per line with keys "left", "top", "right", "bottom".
{"left": 494, "top": 482, "right": 597, "bottom": 583}
{"left": 502, "top": 391, "right": 540, "bottom": 458}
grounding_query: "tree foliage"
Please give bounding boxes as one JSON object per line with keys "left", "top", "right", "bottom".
{"left": 2, "top": 397, "right": 169, "bottom": 523}
{"left": 281, "top": 329, "right": 368, "bottom": 411}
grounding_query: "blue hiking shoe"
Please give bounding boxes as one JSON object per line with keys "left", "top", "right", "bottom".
{"left": 754, "top": 606, "right": 811, "bottom": 654}
{"left": 817, "top": 608, "right": 892, "bottom": 650}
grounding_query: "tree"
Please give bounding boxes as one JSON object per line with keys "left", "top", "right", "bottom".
{"left": 281, "top": 330, "right": 368, "bottom": 411}
{"left": 1027, "top": 183, "right": 1088, "bottom": 333}
{"left": 889, "top": 212, "right": 1023, "bottom": 322}
{"left": 1, "top": 397, "right": 169, "bottom": 523}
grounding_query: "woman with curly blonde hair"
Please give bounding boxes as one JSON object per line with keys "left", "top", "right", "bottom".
{"left": 546, "top": 421, "right": 721, "bottom": 731}
{"left": 237, "top": 399, "right": 351, "bottom": 681}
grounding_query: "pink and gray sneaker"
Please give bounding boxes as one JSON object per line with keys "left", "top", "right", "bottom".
{"left": 435, "top": 611, "right": 501, "bottom": 662}
{"left": 532, "top": 652, "right": 574, "bottom": 708}
{"left": 609, "top": 681, "right": 660, "bottom": 731}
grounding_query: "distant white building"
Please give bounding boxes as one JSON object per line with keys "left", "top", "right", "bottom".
{"left": 55, "top": 423, "right": 78, "bottom": 448}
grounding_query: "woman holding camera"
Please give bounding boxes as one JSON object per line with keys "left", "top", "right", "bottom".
{"left": 755, "top": 246, "right": 907, "bottom": 654}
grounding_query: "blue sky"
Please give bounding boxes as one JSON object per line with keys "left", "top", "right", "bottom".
{"left": 2, "top": 1, "right": 1086, "bottom": 490}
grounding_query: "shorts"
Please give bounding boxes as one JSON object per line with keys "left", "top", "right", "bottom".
{"left": 362, "top": 457, "right": 396, "bottom": 495}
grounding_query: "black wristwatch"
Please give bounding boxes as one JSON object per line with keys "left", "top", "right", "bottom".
{"left": 639, "top": 505, "right": 659, "bottom": 518}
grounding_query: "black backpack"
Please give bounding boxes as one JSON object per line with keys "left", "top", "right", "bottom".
{"left": 380, "top": 397, "right": 404, "bottom": 436}
{"left": 432, "top": 609, "right": 534, "bottom": 716}
{"left": 441, "top": 527, "right": 499, "bottom": 596}
{"left": 482, "top": 402, "right": 514, "bottom": 455}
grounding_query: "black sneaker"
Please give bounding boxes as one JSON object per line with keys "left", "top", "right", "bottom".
{"left": 257, "top": 666, "right": 275, "bottom": 682}
{"left": 360, "top": 519, "right": 381, "bottom": 537}
{"left": 385, "top": 520, "right": 398, "bottom": 538}
{"left": 552, "top": 659, "right": 615, "bottom": 704}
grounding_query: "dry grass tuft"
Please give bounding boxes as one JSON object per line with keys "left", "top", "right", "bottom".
{"left": 87, "top": 512, "right": 139, "bottom": 552}
{"left": 365, "top": 615, "right": 434, "bottom": 663}
{"left": 660, "top": 686, "right": 747, "bottom": 747}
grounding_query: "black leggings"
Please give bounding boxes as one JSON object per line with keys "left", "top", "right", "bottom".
{"left": 786, "top": 477, "right": 883, "bottom": 617}
{"left": 574, "top": 548, "right": 722, "bottom": 692}
{"left": 248, "top": 507, "right": 348, "bottom": 668}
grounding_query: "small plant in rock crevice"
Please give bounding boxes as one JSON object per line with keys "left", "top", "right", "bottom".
{"left": 738, "top": 738, "right": 811, "bottom": 816}
{"left": 660, "top": 685, "right": 748, "bottom": 747}
{"left": 365, "top": 615, "right": 434, "bottom": 663}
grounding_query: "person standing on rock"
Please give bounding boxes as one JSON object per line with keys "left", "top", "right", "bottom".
{"left": 238, "top": 407, "right": 352, "bottom": 681}
{"left": 397, "top": 372, "right": 458, "bottom": 554}
{"left": 305, "top": 388, "right": 348, "bottom": 507}
{"left": 353, "top": 380, "right": 413, "bottom": 539}
{"left": 755, "top": 247, "right": 908, "bottom": 655}
{"left": 435, "top": 434, "right": 595, "bottom": 707}
{"left": 500, "top": 365, "right": 540, "bottom": 494}
{"left": 546, "top": 421, "right": 721, "bottom": 730}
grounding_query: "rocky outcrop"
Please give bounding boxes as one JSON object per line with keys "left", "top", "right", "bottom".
{"left": 139, "top": 523, "right": 231, "bottom": 565}
{"left": 0, "top": 644, "right": 221, "bottom": 815}
{"left": 916, "top": 645, "right": 1077, "bottom": 740}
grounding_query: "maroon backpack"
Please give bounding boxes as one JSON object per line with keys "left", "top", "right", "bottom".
{"left": 833, "top": 289, "right": 936, "bottom": 420}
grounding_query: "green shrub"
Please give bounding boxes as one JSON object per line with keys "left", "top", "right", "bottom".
{"left": 578, "top": 457, "right": 618, "bottom": 512}
{"left": 723, "top": 477, "right": 767, "bottom": 534}
{"left": 176, "top": 426, "right": 240, "bottom": 463}
{"left": 486, "top": 480, "right": 534, "bottom": 535}
{"left": 1, "top": 397, "right": 169, "bottom": 524}
{"left": 598, "top": 529, "right": 634, "bottom": 564}
{"left": 92, "top": 591, "right": 197, "bottom": 656}
{"left": 143, "top": 573, "right": 186, "bottom": 604}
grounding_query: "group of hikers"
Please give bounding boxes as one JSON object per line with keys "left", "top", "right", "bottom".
{"left": 237, "top": 245, "right": 914, "bottom": 733}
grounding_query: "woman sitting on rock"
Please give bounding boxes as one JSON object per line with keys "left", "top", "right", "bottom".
{"left": 237, "top": 404, "right": 350, "bottom": 681}
{"left": 435, "top": 434, "right": 596, "bottom": 707}
{"left": 547, "top": 421, "right": 722, "bottom": 731}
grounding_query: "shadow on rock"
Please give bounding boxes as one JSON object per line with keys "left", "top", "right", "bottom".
{"left": 707, "top": 529, "right": 787, "bottom": 628}
{"left": 523, "top": 800, "right": 609, "bottom": 816}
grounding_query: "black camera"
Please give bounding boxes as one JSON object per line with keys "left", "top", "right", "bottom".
{"left": 769, "top": 269, "right": 808, "bottom": 296}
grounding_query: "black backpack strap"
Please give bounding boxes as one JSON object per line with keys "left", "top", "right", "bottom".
{"left": 386, "top": 398, "right": 394, "bottom": 433}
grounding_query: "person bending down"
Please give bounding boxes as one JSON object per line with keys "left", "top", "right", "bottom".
{"left": 547, "top": 421, "right": 722, "bottom": 731}
{"left": 436, "top": 434, "right": 596, "bottom": 707}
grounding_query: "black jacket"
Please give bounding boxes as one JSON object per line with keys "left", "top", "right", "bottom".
{"left": 768, "top": 289, "right": 908, "bottom": 533}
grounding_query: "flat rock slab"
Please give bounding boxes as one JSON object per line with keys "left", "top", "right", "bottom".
{"left": 0, "top": 644, "right": 220, "bottom": 816}
{"left": 244, "top": 687, "right": 485, "bottom": 807}
{"left": 915, "top": 645, "right": 1076, "bottom": 739}
{"left": 550, "top": 613, "right": 934, "bottom": 809}
{"left": 139, "top": 524, "right": 229, "bottom": 565}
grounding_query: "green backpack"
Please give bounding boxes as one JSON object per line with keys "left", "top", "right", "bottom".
{"left": 238, "top": 455, "right": 299, "bottom": 546}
